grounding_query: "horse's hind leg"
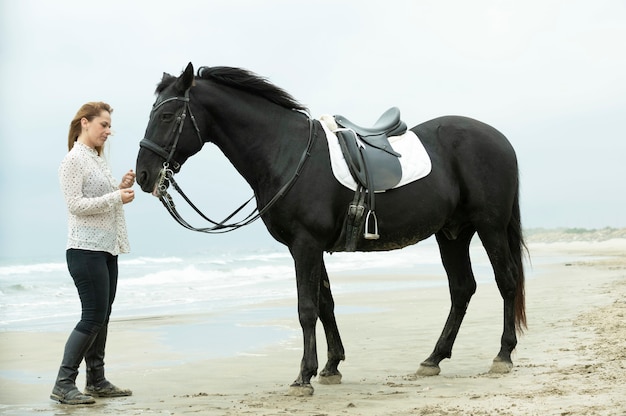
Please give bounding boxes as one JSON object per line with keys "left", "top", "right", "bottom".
{"left": 417, "top": 228, "right": 476, "bottom": 376}
{"left": 477, "top": 226, "right": 522, "bottom": 373}
{"left": 317, "top": 259, "right": 345, "bottom": 385}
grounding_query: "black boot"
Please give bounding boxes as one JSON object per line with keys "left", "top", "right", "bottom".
{"left": 50, "top": 330, "right": 96, "bottom": 405}
{"left": 84, "top": 325, "right": 132, "bottom": 397}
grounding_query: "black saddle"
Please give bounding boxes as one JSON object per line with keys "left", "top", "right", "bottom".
{"left": 332, "top": 107, "right": 407, "bottom": 245}
{"left": 334, "top": 107, "right": 406, "bottom": 192}
{"left": 335, "top": 107, "right": 407, "bottom": 139}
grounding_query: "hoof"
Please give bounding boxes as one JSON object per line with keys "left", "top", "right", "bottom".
{"left": 318, "top": 373, "right": 342, "bottom": 385}
{"left": 287, "top": 383, "right": 314, "bottom": 396}
{"left": 489, "top": 357, "right": 513, "bottom": 374}
{"left": 416, "top": 363, "right": 441, "bottom": 377}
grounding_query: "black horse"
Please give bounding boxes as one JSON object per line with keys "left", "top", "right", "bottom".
{"left": 136, "top": 62, "right": 526, "bottom": 396}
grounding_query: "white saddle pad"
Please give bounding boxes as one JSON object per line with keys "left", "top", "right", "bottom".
{"left": 319, "top": 115, "right": 432, "bottom": 192}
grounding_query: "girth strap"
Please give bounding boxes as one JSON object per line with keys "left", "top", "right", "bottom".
{"left": 344, "top": 187, "right": 367, "bottom": 251}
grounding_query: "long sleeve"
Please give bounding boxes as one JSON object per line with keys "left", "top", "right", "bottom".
{"left": 59, "top": 156, "right": 122, "bottom": 216}
{"left": 59, "top": 142, "right": 130, "bottom": 255}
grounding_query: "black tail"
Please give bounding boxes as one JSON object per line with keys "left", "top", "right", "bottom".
{"left": 508, "top": 189, "right": 528, "bottom": 333}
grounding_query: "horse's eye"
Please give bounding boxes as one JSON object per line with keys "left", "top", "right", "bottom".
{"left": 160, "top": 113, "right": 175, "bottom": 122}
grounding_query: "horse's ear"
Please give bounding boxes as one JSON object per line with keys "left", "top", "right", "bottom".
{"left": 161, "top": 72, "right": 171, "bottom": 82}
{"left": 176, "top": 62, "right": 194, "bottom": 92}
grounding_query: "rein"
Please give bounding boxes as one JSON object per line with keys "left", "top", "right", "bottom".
{"left": 141, "top": 93, "right": 317, "bottom": 233}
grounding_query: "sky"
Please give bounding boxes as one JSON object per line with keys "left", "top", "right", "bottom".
{"left": 1, "top": 0, "right": 625, "bottom": 262}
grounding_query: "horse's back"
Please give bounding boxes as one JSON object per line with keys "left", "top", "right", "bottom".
{"left": 414, "top": 115, "right": 515, "bottom": 159}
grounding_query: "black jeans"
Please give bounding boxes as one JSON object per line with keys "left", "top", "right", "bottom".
{"left": 66, "top": 249, "right": 118, "bottom": 336}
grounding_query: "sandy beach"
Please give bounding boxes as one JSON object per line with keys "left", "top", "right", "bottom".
{"left": 1, "top": 231, "right": 625, "bottom": 415}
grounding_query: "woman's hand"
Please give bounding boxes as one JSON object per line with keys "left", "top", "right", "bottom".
{"left": 119, "top": 169, "right": 136, "bottom": 189}
{"left": 120, "top": 188, "right": 135, "bottom": 204}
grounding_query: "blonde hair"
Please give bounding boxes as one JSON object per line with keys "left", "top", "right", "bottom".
{"left": 67, "top": 102, "right": 113, "bottom": 155}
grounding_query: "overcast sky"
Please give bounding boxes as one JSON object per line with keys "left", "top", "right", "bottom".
{"left": 1, "top": 0, "right": 625, "bottom": 262}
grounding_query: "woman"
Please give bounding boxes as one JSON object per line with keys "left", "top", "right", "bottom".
{"left": 52, "top": 102, "right": 135, "bottom": 405}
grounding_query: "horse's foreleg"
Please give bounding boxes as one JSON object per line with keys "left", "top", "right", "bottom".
{"left": 288, "top": 244, "right": 323, "bottom": 396}
{"left": 317, "top": 259, "right": 345, "bottom": 385}
{"left": 418, "top": 230, "right": 476, "bottom": 376}
{"left": 477, "top": 228, "right": 520, "bottom": 374}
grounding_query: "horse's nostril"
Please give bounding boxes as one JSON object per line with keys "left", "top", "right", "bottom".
{"left": 137, "top": 171, "right": 147, "bottom": 186}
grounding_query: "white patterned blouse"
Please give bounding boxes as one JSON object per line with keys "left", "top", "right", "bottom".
{"left": 58, "top": 142, "right": 130, "bottom": 255}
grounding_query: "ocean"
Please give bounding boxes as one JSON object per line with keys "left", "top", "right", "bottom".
{"left": 0, "top": 238, "right": 482, "bottom": 333}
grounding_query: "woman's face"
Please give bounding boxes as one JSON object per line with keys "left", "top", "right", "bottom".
{"left": 82, "top": 110, "right": 112, "bottom": 149}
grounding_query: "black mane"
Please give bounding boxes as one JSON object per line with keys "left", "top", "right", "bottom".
{"left": 196, "top": 66, "right": 308, "bottom": 113}
{"left": 155, "top": 73, "right": 177, "bottom": 95}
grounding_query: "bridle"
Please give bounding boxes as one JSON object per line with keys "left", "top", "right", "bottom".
{"left": 139, "top": 88, "right": 317, "bottom": 233}
{"left": 139, "top": 89, "right": 203, "bottom": 174}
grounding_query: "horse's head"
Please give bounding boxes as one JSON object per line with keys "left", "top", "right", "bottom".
{"left": 136, "top": 62, "right": 205, "bottom": 196}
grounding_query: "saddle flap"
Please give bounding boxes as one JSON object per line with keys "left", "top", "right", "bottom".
{"left": 336, "top": 129, "right": 402, "bottom": 192}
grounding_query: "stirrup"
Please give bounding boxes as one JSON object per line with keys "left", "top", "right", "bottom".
{"left": 364, "top": 210, "right": 380, "bottom": 240}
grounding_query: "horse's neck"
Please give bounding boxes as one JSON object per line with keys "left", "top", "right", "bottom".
{"left": 209, "top": 102, "right": 310, "bottom": 194}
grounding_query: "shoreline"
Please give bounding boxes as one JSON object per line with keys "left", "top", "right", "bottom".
{"left": 1, "top": 239, "right": 625, "bottom": 415}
